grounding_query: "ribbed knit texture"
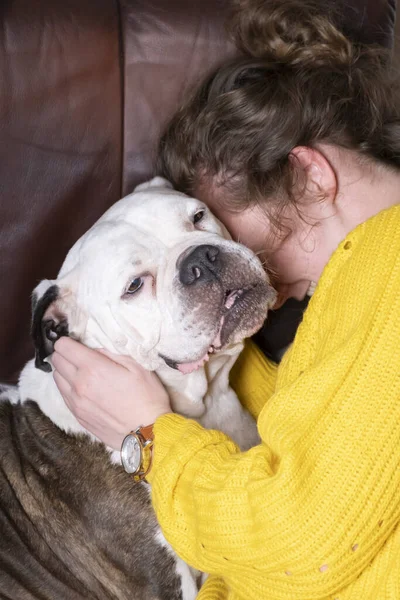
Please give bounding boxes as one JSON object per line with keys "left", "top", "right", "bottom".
{"left": 148, "top": 205, "right": 400, "bottom": 599}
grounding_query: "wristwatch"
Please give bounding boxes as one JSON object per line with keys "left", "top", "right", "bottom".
{"left": 121, "top": 424, "right": 154, "bottom": 482}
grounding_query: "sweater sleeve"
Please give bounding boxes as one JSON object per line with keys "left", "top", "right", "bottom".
{"left": 197, "top": 576, "right": 228, "bottom": 599}
{"left": 229, "top": 340, "right": 278, "bottom": 420}
{"left": 147, "top": 327, "right": 400, "bottom": 599}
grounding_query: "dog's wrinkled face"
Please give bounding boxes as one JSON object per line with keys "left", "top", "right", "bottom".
{"left": 32, "top": 178, "right": 276, "bottom": 374}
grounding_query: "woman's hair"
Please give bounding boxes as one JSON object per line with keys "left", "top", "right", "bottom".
{"left": 157, "top": 0, "right": 400, "bottom": 225}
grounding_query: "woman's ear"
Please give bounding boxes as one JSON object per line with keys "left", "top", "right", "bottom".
{"left": 289, "top": 146, "right": 337, "bottom": 211}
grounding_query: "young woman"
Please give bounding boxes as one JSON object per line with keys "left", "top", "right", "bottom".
{"left": 52, "top": 1, "right": 400, "bottom": 597}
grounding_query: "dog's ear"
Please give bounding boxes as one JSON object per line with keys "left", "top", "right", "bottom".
{"left": 134, "top": 176, "right": 174, "bottom": 192}
{"left": 31, "top": 280, "right": 71, "bottom": 372}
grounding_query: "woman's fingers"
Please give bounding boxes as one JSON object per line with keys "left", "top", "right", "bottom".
{"left": 54, "top": 337, "right": 138, "bottom": 374}
{"left": 52, "top": 350, "right": 77, "bottom": 383}
{"left": 97, "top": 348, "right": 142, "bottom": 372}
{"left": 53, "top": 370, "right": 72, "bottom": 403}
{"left": 54, "top": 336, "right": 102, "bottom": 368}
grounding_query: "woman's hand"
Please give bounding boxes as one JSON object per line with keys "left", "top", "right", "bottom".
{"left": 52, "top": 337, "right": 171, "bottom": 450}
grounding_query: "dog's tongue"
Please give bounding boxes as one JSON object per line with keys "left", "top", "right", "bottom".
{"left": 177, "top": 317, "right": 224, "bottom": 375}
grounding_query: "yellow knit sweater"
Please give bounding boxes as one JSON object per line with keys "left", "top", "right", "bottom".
{"left": 148, "top": 205, "right": 400, "bottom": 599}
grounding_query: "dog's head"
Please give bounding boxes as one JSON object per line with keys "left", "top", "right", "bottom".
{"left": 32, "top": 177, "right": 276, "bottom": 375}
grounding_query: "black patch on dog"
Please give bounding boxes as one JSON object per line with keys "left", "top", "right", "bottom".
{"left": 31, "top": 285, "right": 69, "bottom": 373}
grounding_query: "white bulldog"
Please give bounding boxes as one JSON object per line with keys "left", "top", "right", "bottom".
{"left": 21, "top": 177, "right": 276, "bottom": 449}
{"left": 2, "top": 177, "right": 276, "bottom": 600}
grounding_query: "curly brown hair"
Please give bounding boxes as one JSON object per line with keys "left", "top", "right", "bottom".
{"left": 157, "top": 0, "right": 400, "bottom": 227}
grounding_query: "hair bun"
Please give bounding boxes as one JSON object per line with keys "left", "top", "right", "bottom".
{"left": 229, "top": 0, "right": 354, "bottom": 68}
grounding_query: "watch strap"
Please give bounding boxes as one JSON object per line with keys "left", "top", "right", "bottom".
{"left": 138, "top": 423, "right": 154, "bottom": 442}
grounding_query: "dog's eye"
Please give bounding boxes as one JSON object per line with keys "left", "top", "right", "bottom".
{"left": 126, "top": 277, "right": 143, "bottom": 294}
{"left": 193, "top": 209, "right": 205, "bottom": 225}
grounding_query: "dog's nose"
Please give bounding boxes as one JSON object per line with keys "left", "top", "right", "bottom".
{"left": 179, "top": 244, "right": 220, "bottom": 285}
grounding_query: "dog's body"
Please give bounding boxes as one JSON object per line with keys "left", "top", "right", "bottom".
{"left": 0, "top": 178, "right": 275, "bottom": 599}
{"left": 0, "top": 389, "right": 191, "bottom": 600}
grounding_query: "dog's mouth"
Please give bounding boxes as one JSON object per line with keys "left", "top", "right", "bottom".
{"left": 160, "top": 286, "right": 259, "bottom": 374}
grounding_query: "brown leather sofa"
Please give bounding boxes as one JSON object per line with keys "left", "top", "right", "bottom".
{"left": 0, "top": 0, "right": 397, "bottom": 383}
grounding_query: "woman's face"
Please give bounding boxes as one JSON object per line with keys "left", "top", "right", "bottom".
{"left": 195, "top": 184, "right": 341, "bottom": 307}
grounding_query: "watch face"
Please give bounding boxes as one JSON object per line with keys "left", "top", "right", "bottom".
{"left": 121, "top": 434, "right": 142, "bottom": 474}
